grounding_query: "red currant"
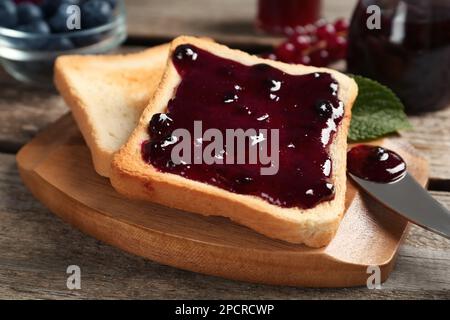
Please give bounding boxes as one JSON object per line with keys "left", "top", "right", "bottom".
{"left": 283, "top": 26, "right": 295, "bottom": 36}
{"left": 296, "top": 55, "right": 312, "bottom": 66}
{"left": 267, "top": 53, "right": 278, "bottom": 60}
{"left": 320, "top": 49, "right": 330, "bottom": 60}
{"left": 294, "top": 25, "right": 307, "bottom": 35}
{"left": 304, "top": 24, "right": 317, "bottom": 35}
{"left": 310, "top": 49, "right": 331, "bottom": 67}
{"left": 316, "top": 24, "right": 336, "bottom": 41}
{"left": 314, "top": 19, "right": 327, "bottom": 28}
{"left": 329, "top": 35, "right": 348, "bottom": 59}
{"left": 275, "top": 41, "right": 297, "bottom": 63}
{"left": 260, "top": 53, "right": 278, "bottom": 60}
{"left": 269, "top": 18, "right": 349, "bottom": 68}
{"left": 291, "top": 34, "right": 312, "bottom": 51}
{"left": 334, "top": 18, "right": 349, "bottom": 33}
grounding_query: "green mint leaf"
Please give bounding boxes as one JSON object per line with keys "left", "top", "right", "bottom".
{"left": 348, "top": 75, "right": 412, "bottom": 142}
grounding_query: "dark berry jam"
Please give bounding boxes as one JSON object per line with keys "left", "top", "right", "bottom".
{"left": 257, "top": 0, "right": 322, "bottom": 35}
{"left": 347, "top": 0, "right": 450, "bottom": 113}
{"left": 347, "top": 145, "right": 407, "bottom": 183}
{"left": 142, "top": 44, "right": 344, "bottom": 209}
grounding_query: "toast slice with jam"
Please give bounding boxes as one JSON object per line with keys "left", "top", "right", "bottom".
{"left": 111, "top": 36, "right": 358, "bottom": 247}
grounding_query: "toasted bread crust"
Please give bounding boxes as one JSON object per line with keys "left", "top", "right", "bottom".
{"left": 54, "top": 44, "right": 170, "bottom": 177}
{"left": 111, "top": 36, "right": 358, "bottom": 247}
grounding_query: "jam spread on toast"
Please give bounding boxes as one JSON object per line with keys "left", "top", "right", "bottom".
{"left": 347, "top": 145, "right": 407, "bottom": 183}
{"left": 142, "top": 44, "right": 344, "bottom": 209}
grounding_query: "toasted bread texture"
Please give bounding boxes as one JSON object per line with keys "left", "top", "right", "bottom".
{"left": 54, "top": 44, "right": 169, "bottom": 177}
{"left": 111, "top": 36, "right": 358, "bottom": 247}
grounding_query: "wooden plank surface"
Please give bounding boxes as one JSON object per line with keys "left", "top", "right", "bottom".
{"left": 401, "top": 108, "right": 450, "bottom": 189}
{"left": 125, "top": 0, "right": 358, "bottom": 48}
{"left": 0, "top": 70, "right": 67, "bottom": 153}
{"left": 1, "top": 153, "right": 449, "bottom": 298}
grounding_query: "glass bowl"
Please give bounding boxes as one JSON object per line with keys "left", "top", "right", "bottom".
{"left": 0, "top": 0, "right": 127, "bottom": 86}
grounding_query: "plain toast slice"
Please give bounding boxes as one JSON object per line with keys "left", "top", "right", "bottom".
{"left": 54, "top": 44, "right": 169, "bottom": 177}
{"left": 111, "top": 36, "right": 358, "bottom": 247}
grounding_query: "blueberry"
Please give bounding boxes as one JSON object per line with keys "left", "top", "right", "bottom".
{"left": 81, "top": 0, "right": 113, "bottom": 29}
{"left": 324, "top": 183, "right": 335, "bottom": 196}
{"left": 0, "top": 0, "right": 18, "bottom": 28}
{"left": 165, "top": 160, "right": 178, "bottom": 169}
{"left": 72, "top": 34, "right": 102, "bottom": 47}
{"left": 252, "top": 63, "right": 271, "bottom": 73}
{"left": 48, "top": 3, "right": 75, "bottom": 33}
{"left": 149, "top": 135, "right": 178, "bottom": 154}
{"left": 40, "top": 0, "right": 56, "bottom": 17}
{"left": 40, "top": 0, "right": 80, "bottom": 18}
{"left": 315, "top": 100, "right": 334, "bottom": 118}
{"left": 149, "top": 113, "right": 174, "bottom": 139}
{"left": 46, "top": 37, "right": 75, "bottom": 51}
{"left": 235, "top": 177, "right": 253, "bottom": 185}
{"left": 16, "top": 20, "right": 50, "bottom": 50}
{"left": 17, "top": 20, "right": 51, "bottom": 34}
{"left": 174, "top": 45, "right": 198, "bottom": 61}
{"left": 17, "top": 3, "right": 43, "bottom": 25}
{"left": 104, "top": 0, "right": 117, "bottom": 9}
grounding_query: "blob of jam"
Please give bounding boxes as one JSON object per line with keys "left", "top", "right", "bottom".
{"left": 142, "top": 44, "right": 344, "bottom": 209}
{"left": 347, "top": 145, "right": 407, "bottom": 183}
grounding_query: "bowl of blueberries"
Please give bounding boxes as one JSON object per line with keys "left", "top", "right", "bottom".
{"left": 0, "top": 0, "right": 126, "bottom": 86}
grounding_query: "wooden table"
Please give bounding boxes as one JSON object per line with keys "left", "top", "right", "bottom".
{"left": 0, "top": 0, "right": 449, "bottom": 299}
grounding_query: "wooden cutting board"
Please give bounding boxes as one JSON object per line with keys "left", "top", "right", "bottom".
{"left": 16, "top": 114, "right": 428, "bottom": 288}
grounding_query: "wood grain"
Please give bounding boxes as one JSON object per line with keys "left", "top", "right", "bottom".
{"left": 0, "top": 70, "right": 67, "bottom": 153}
{"left": 124, "top": 0, "right": 358, "bottom": 49}
{"left": 0, "top": 154, "right": 447, "bottom": 298}
{"left": 400, "top": 107, "right": 450, "bottom": 189}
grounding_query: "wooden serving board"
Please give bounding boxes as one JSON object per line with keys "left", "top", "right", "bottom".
{"left": 17, "top": 114, "right": 429, "bottom": 288}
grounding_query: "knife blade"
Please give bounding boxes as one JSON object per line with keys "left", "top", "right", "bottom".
{"left": 349, "top": 173, "right": 450, "bottom": 239}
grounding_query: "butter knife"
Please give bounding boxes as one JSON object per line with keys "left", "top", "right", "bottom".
{"left": 349, "top": 173, "right": 450, "bottom": 239}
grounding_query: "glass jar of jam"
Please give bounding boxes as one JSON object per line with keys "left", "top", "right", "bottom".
{"left": 256, "top": 0, "right": 322, "bottom": 35}
{"left": 347, "top": 0, "right": 450, "bottom": 113}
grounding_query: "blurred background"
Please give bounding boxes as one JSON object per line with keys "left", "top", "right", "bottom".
{"left": 2, "top": 0, "right": 449, "bottom": 114}
{"left": 123, "top": 0, "right": 356, "bottom": 49}
{"left": 0, "top": 0, "right": 357, "bottom": 83}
